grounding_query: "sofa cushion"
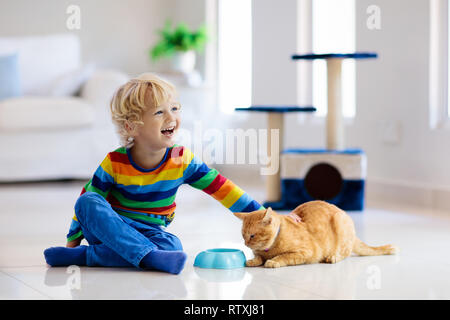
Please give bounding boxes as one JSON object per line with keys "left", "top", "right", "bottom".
{"left": 0, "top": 97, "right": 95, "bottom": 132}
{"left": 48, "top": 63, "right": 95, "bottom": 97}
{"left": 0, "top": 53, "right": 22, "bottom": 101}
{"left": 0, "top": 34, "right": 81, "bottom": 96}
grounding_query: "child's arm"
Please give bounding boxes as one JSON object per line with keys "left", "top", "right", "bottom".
{"left": 66, "top": 237, "right": 82, "bottom": 248}
{"left": 66, "top": 154, "right": 115, "bottom": 246}
{"left": 183, "top": 149, "right": 264, "bottom": 213}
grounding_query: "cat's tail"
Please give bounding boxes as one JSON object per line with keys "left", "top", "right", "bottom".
{"left": 352, "top": 238, "right": 399, "bottom": 256}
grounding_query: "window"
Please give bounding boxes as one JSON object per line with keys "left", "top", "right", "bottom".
{"left": 312, "top": 0, "right": 356, "bottom": 118}
{"left": 217, "top": 0, "right": 252, "bottom": 114}
{"left": 448, "top": 1, "right": 450, "bottom": 118}
{"left": 429, "top": 0, "right": 449, "bottom": 129}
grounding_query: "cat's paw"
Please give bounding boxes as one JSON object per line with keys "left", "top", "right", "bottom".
{"left": 264, "top": 259, "right": 281, "bottom": 268}
{"left": 246, "top": 257, "right": 263, "bottom": 267}
{"left": 384, "top": 245, "right": 400, "bottom": 255}
{"left": 324, "top": 256, "right": 337, "bottom": 264}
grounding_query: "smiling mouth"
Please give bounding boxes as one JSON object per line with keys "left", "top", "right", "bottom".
{"left": 161, "top": 126, "right": 175, "bottom": 137}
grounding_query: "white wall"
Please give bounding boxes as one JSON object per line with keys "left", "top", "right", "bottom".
{"left": 247, "top": 0, "right": 450, "bottom": 211}
{"left": 353, "top": 0, "right": 450, "bottom": 210}
{"left": 251, "top": 0, "right": 300, "bottom": 105}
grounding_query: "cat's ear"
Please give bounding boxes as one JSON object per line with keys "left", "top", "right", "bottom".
{"left": 233, "top": 212, "right": 247, "bottom": 220}
{"left": 262, "top": 207, "right": 273, "bottom": 224}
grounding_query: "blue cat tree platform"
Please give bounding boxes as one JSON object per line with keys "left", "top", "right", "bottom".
{"left": 236, "top": 52, "right": 377, "bottom": 211}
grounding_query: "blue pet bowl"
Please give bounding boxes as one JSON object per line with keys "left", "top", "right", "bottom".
{"left": 194, "top": 248, "right": 246, "bottom": 269}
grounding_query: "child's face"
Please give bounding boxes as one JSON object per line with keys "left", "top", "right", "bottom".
{"left": 133, "top": 88, "right": 181, "bottom": 150}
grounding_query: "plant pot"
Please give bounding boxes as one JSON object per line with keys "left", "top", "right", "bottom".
{"left": 171, "top": 50, "right": 196, "bottom": 74}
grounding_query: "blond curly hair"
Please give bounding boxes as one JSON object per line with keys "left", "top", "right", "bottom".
{"left": 110, "top": 73, "right": 177, "bottom": 147}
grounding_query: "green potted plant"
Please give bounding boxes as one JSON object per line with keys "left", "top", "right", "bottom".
{"left": 150, "top": 21, "right": 208, "bottom": 73}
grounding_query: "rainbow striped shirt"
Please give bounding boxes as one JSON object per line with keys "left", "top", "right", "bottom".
{"left": 67, "top": 144, "right": 264, "bottom": 241}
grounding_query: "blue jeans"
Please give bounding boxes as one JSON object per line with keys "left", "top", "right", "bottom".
{"left": 74, "top": 192, "right": 183, "bottom": 268}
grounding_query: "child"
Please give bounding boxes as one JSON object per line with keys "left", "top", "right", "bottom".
{"left": 43, "top": 73, "right": 265, "bottom": 274}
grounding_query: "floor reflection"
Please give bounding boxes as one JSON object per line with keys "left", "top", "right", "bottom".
{"left": 44, "top": 266, "right": 188, "bottom": 299}
{"left": 243, "top": 254, "right": 401, "bottom": 299}
{"left": 193, "top": 267, "right": 246, "bottom": 283}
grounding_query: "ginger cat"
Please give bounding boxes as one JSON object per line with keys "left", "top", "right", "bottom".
{"left": 233, "top": 201, "right": 398, "bottom": 268}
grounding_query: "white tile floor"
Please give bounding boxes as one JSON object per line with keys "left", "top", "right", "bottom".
{"left": 1, "top": 179, "right": 450, "bottom": 300}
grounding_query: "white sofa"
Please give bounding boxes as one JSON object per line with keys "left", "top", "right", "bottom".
{"left": 0, "top": 34, "right": 129, "bottom": 181}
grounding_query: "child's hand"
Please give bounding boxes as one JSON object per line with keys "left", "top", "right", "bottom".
{"left": 66, "top": 238, "right": 82, "bottom": 248}
{"left": 287, "top": 212, "right": 302, "bottom": 223}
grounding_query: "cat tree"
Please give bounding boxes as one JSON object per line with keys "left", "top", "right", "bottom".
{"left": 236, "top": 52, "right": 377, "bottom": 211}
